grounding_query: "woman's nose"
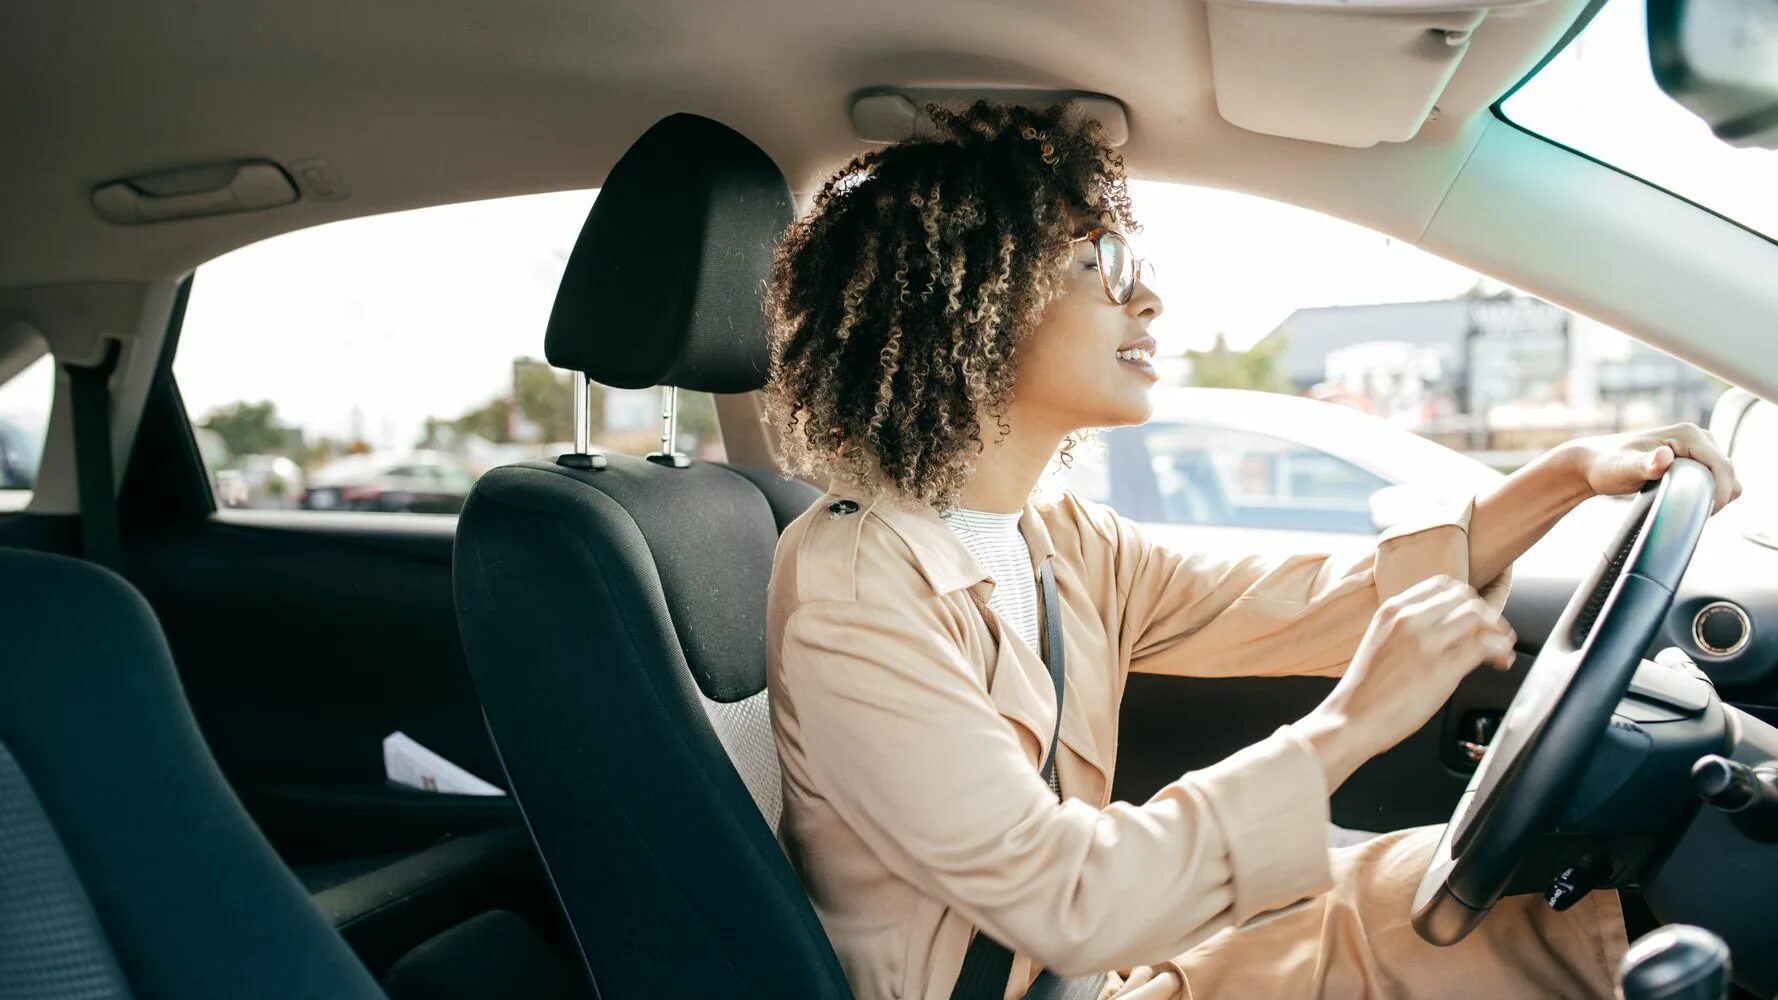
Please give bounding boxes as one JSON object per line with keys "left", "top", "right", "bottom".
{"left": 1127, "top": 278, "right": 1163, "bottom": 320}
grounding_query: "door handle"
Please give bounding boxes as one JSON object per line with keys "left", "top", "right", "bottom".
{"left": 1456, "top": 711, "right": 1500, "bottom": 763}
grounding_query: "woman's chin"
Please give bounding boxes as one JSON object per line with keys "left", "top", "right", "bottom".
{"left": 1093, "top": 392, "right": 1155, "bottom": 429}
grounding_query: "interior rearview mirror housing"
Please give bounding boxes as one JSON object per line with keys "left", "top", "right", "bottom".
{"left": 1647, "top": 0, "right": 1778, "bottom": 149}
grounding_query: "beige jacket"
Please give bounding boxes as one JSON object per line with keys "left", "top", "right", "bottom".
{"left": 765, "top": 488, "right": 1507, "bottom": 1000}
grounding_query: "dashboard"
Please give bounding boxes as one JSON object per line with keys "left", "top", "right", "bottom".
{"left": 1507, "top": 510, "right": 1778, "bottom": 703}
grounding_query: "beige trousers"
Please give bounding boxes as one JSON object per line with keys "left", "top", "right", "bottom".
{"left": 1115, "top": 826, "right": 1628, "bottom": 1000}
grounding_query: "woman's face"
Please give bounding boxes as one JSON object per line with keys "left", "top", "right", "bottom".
{"left": 1009, "top": 231, "right": 1164, "bottom": 437}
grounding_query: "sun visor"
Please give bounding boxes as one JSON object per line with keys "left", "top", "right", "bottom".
{"left": 1204, "top": 0, "right": 1548, "bottom": 148}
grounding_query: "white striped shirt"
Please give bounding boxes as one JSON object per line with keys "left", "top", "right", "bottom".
{"left": 938, "top": 505, "right": 1059, "bottom": 793}
{"left": 939, "top": 506, "right": 1040, "bottom": 653}
{"left": 940, "top": 506, "right": 1062, "bottom": 798}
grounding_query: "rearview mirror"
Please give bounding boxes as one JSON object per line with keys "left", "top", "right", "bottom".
{"left": 1647, "top": 0, "right": 1778, "bottom": 149}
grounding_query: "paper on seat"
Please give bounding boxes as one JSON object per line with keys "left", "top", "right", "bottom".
{"left": 383, "top": 731, "right": 506, "bottom": 796}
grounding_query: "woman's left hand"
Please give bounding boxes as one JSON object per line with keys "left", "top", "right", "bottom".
{"left": 1101, "top": 965, "right": 1182, "bottom": 999}
{"left": 1564, "top": 423, "right": 1743, "bottom": 512}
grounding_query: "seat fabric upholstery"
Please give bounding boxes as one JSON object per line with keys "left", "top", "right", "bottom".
{"left": 0, "top": 547, "right": 383, "bottom": 1000}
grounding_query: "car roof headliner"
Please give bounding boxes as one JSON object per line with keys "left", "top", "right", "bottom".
{"left": 0, "top": 0, "right": 1587, "bottom": 287}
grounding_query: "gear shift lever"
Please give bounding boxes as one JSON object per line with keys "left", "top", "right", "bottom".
{"left": 1617, "top": 925, "right": 1732, "bottom": 1000}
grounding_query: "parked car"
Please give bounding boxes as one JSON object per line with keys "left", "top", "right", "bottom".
{"left": 1054, "top": 387, "right": 1504, "bottom": 550}
{"left": 0, "top": 414, "right": 41, "bottom": 491}
{"left": 1056, "top": 386, "right": 1632, "bottom": 572}
{"left": 301, "top": 450, "right": 476, "bottom": 513}
{"left": 221, "top": 454, "right": 306, "bottom": 509}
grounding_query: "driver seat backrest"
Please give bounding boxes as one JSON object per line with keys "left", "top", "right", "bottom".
{"left": 0, "top": 546, "right": 384, "bottom": 1000}
{"left": 451, "top": 113, "right": 849, "bottom": 999}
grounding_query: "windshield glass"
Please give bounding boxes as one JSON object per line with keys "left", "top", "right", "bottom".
{"left": 1501, "top": 0, "right": 1778, "bottom": 240}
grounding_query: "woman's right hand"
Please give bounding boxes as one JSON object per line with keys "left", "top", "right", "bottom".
{"left": 1296, "top": 575, "right": 1517, "bottom": 790}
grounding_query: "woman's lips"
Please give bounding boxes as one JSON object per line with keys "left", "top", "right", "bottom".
{"left": 1116, "top": 351, "right": 1158, "bottom": 380}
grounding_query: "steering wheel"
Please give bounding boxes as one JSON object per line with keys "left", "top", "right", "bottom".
{"left": 1412, "top": 458, "right": 1717, "bottom": 945}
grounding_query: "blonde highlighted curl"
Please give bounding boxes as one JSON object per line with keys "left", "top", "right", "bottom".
{"left": 763, "top": 101, "right": 1135, "bottom": 508}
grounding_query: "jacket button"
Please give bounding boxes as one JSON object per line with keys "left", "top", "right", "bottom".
{"left": 827, "top": 499, "right": 859, "bottom": 516}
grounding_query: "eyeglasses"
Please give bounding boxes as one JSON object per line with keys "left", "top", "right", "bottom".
{"left": 1063, "top": 227, "right": 1155, "bottom": 305}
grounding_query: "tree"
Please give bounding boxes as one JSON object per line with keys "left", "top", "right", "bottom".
{"left": 511, "top": 358, "right": 591, "bottom": 443}
{"left": 675, "top": 390, "right": 719, "bottom": 450}
{"left": 201, "top": 400, "right": 289, "bottom": 458}
{"left": 422, "top": 357, "right": 602, "bottom": 447}
{"left": 301, "top": 435, "right": 348, "bottom": 469}
{"left": 1185, "top": 333, "right": 1295, "bottom": 394}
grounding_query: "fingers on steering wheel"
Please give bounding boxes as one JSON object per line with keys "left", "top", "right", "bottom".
{"left": 1668, "top": 425, "right": 1737, "bottom": 512}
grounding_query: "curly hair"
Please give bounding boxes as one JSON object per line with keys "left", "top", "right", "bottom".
{"left": 763, "top": 101, "right": 1136, "bottom": 508}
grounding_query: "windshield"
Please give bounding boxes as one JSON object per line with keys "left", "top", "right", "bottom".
{"left": 1501, "top": 0, "right": 1778, "bottom": 240}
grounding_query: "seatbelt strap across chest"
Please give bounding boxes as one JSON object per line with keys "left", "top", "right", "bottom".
{"left": 950, "top": 557, "right": 1065, "bottom": 1000}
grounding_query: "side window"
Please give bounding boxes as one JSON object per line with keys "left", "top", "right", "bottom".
{"left": 176, "top": 191, "right": 726, "bottom": 514}
{"left": 1078, "top": 180, "right": 1724, "bottom": 541}
{"left": 0, "top": 345, "right": 54, "bottom": 511}
{"left": 1279, "top": 451, "right": 1387, "bottom": 504}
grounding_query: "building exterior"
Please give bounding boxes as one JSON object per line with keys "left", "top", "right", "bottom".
{"left": 1257, "top": 294, "right": 1717, "bottom": 452}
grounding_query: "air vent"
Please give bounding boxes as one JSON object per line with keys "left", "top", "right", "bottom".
{"left": 1693, "top": 601, "right": 1751, "bottom": 657}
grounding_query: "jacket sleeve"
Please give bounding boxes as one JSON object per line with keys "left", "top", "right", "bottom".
{"left": 1081, "top": 496, "right": 1511, "bottom": 680}
{"left": 778, "top": 574, "right": 1337, "bottom": 976}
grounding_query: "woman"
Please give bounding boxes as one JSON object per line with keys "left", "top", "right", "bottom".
{"left": 760, "top": 102, "right": 1739, "bottom": 1000}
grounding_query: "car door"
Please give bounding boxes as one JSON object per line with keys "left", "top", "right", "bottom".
{"left": 0, "top": 188, "right": 749, "bottom": 981}
{"left": 99, "top": 188, "right": 729, "bottom": 878}
{"left": 120, "top": 381, "right": 517, "bottom": 866}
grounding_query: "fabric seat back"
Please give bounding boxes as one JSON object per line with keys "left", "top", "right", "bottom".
{"left": 0, "top": 546, "right": 383, "bottom": 1000}
{"left": 452, "top": 113, "right": 849, "bottom": 999}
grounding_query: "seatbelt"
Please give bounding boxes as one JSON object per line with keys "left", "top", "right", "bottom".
{"left": 950, "top": 557, "right": 1066, "bottom": 1000}
{"left": 63, "top": 341, "right": 123, "bottom": 571}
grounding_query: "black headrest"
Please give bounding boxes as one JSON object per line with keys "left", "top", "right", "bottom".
{"left": 545, "top": 113, "right": 794, "bottom": 393}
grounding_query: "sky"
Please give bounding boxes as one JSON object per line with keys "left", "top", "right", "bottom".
{"left": 5, "top": 0, "right": 1769, "bottom": 454}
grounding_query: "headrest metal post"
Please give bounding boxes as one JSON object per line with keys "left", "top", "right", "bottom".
{"left": 646, "top": 384, "right": 690, "bottom": 468}
{"left": 574, "top": 372, "right": 591, "bottom": 454}
{"left": 555, "top": 371, "right": 608, "bottom": 471}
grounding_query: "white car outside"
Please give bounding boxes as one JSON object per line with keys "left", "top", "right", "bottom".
{"left": 1050, "top": 387, "right": 1613, "bottom": 563}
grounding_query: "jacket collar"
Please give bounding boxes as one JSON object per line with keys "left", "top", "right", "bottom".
{"left": 844, "top": 491, "right": 1058, "bottom": 597}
